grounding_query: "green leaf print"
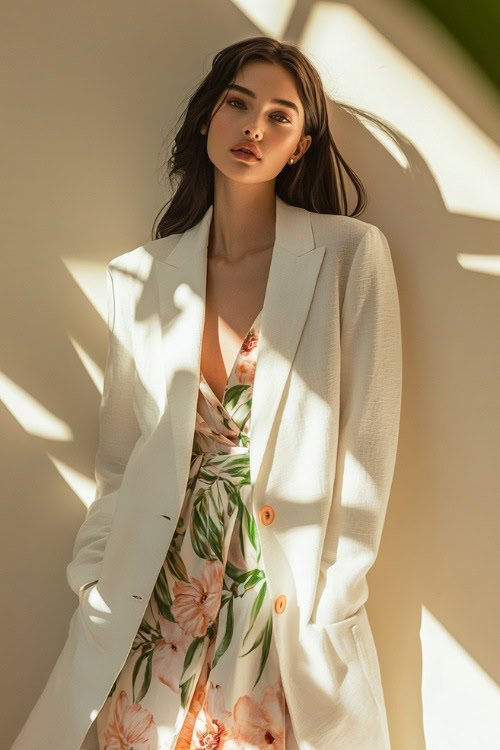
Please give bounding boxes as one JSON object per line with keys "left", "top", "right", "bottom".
{"left": 224, "top": 559, "right": 251, "bottom": 584}
{"left": 190, "top": 501, "right": 214, "bottom": 560}
{"left": 153, "top": 566, "right": 176, "bottom": 623}
{"left": 134, "top": 619, "right": 157, "bottom": 638}
{"left": 224, "top": 560, "right": 265, "bottom": 592}
{"left": 224, "top": 383, "right": 250, "bottom": 409}
{"left": 242, "top": 581, "right": 267, "bottom": 647}
{"left": 243, "top": 568, "right": 266, "bottom": 589}
{"left": 180, "top": 636, "right": 205, "bottom": 680}
{"left": 252, "top": 614, "right": 273, "bottom": 689}
{"left": 240, "top": 624, "right": 265, "bottom": 656}
{"left": 240, "top": 432, "right": 250, "bottom": 448}
{"left": 207, "top": 525, "right": 223, "bottom": 563}
{"left": 211, "top": 595, "right": 234, "bottom": 669}
{"left": 242, "top": 503, "right": 259, "bottom": 554}
{"left": 238, "top": 612, "right": 273, "bottom": 689}
{"left": 211, "top": 482, "right": 225, "bottom": 519}
{"left": 238, "top": 409, "right": 251, "bottom": 435}
{"left": 132, "top": 649, "right": 153, "bottom": 704}
{"left": 216, "top": 454, "right": 251, "bottom": 482}
{"left": 180, "top": 673, "right": 197, "bottom": 710}
{"left": 166, "top": 546, "right": 190, "bottom": 583}
{"left": 199, "top": 465, "right": 219, "bottom": 483}
{"left": 189, "top": 489, "right": 224, "bottom": 562}
{"left": 222, "top": 480, "right": 239, "bottom": 515}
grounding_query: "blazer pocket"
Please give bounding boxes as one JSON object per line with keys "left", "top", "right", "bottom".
{"left": 351, "top": 623, "right": 383, "bottom": 714}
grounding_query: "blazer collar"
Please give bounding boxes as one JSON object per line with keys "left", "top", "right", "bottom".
{"left": 154, "top": 194, "right": 326, "bottom": 494}
{"left": 165, "top": 193, "right": 318, "bottom": 268}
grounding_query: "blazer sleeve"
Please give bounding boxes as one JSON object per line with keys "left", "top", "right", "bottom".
{"left": 66, "top": 262, "right": 141, "bottom": 598}
{"left": 313, "top": 225, "right": 403, "bottom": 624}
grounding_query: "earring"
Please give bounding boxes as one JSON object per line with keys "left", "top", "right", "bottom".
{"left": 288, "top": 158, "right": 294, "bottom": 164}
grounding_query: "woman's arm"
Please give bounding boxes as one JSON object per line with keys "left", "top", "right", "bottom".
{"left": 66, "top": 263, "right": 141, "bottom": 598}
{"left": 313, "top": 225, "right": 403, "bottom": 624}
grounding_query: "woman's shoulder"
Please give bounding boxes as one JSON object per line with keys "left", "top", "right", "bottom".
{"left": 107, "top": 234, "right": 182, "bottom": 276}
{"left": 106, "top": 210, "right": 389, "bottom": 276}
{"left": 308, "top": 209, "right": 389, "bottom": 260}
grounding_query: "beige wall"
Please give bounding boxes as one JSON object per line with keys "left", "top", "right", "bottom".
{"left": 3, "top": 1, "right": 499, "bottom": 748}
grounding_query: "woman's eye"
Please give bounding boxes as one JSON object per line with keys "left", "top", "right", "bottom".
{"left": 227, "top": 99, "right": 290, "bottom": 124}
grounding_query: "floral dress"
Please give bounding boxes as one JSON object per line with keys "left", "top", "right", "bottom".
{"left": 95, "top": 309, "right": 299, "bottom": 750}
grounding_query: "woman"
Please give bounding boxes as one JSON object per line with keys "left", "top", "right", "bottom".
{"left": 13, "top": 36, "right": 402, "bottom": 750}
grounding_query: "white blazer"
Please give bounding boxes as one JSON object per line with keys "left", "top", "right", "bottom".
{"left": 12, "top": 194, "right": 402, "bottom": 750}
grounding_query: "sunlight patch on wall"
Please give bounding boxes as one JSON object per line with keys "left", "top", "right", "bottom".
{"left": 420, "top": 606, "right": 500, "bottom": 749}
{"left": 457, "top": 253, "right": 500, "bottom": 277}
{"left": 299, "top": 3, "right": 500, "bottom": 219}
{"left": 61, "top": 258, "right": 108, "bottom": 322}
{"left": 230, "top": 0, "right": 296, "bottom": 39}
{"left": 69, "top": 335, "right": 104, "bottom": 394}
{"left": 0, "top": 371, "right": 73, "bottom": 440}
{"left": 47, "top": 454, "right": 96, "bottom": 509}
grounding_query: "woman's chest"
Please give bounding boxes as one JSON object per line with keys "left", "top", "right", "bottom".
{"left": 199, "top": 248, "right": 273, "bottom": 405}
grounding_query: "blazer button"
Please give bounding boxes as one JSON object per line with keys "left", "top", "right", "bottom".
{"left": 274, "top": 594, "right": 287, "bottom": 614}
{"left": 259, "top": 505, "right": 275, "bottom": 525}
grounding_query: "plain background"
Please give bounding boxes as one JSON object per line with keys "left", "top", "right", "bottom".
{"left": 2, "top": 1, "right": 499, "bottom": 747}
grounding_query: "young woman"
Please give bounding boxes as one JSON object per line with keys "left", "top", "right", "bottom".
{"left": 13, "top": 36, "right": 402, "bottom": 750}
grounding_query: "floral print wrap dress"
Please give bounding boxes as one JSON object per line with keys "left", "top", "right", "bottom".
{"left": 95, "top": 309, "right": 299, "bottom": 750}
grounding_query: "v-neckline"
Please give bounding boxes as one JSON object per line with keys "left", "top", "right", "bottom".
{"left": 200, "top": 308, "right": 262, "bottom": 406}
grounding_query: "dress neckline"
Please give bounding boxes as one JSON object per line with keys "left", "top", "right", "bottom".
{"left": 200, "top": 308, "right": 262, "bottom": 406}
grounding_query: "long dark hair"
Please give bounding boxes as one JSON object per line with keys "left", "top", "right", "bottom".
{"left": 153, "top": 36, "right": 375, "bottom": 239}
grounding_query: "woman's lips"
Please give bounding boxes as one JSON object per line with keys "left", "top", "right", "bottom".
{"left": 231, "top": 149, "right": 260, "bottom": 162}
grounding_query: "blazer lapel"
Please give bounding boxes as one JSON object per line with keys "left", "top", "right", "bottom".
{"left": 154, "top": 194, "right": 326, "bottom": 503}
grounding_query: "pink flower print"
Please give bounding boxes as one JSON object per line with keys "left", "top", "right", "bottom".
{"left": 152, "top": 616, "right": 192, "bottom": 693}
{"left": 241, "top": 328, "right": 259, "bottom": 356}
{"left": 102, "top": 689, "right": 157, "bottom": 748}
{"left": 224, "top": 679, "right": 286, "bottom": 749}
{"left": 180, "top": 680, "right": 232, "bottom": 749}
{"left": 171, "top": 560, "right": 225, "bottom": 638}
{"left": 190, "top": 707, "right": 228, "bottom": 749}
{"left": 175, "top": 658, "right": 233, "bottom": 749}
{"left": 234, "top": 357, "right": 256, "bottom": 385}
{"left": 205, "top": 681, "right": 232, "bottom": 726}
{"left": 235, "top": 328, "right": 259, "bottom": 384}
{"left": 174, "top": 666, "right": 210, "bottom": 750}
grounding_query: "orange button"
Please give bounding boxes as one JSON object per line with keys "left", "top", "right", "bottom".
{"left": 259, "top": 505, "right": 275, "bottom": 525}
{"left": 274, "top": 594, "right": 287, "bottom": 614}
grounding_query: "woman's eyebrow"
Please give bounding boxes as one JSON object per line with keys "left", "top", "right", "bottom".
{"left": 224, "top": 84, "right": 299, "bottom": 115}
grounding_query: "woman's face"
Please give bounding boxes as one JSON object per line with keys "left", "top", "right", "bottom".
{"left": 203, "top": 61, "right": 311, "bottom": 184}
